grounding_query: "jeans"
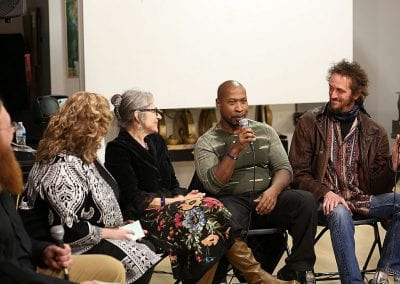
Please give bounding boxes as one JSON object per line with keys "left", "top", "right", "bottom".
{"left": 324, "top": 193, "right": 400, "bottom": 284}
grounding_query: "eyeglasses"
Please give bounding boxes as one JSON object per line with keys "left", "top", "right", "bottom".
{"left": 0, "top": 121, "right": 17, "bottom": 132}
{"left": 136, "top": 108, "right": 163, "bottom": 115}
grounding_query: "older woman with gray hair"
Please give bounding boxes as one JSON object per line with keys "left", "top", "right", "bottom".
{"left": 105, "top": 89, "right": 294, "bottom": 284}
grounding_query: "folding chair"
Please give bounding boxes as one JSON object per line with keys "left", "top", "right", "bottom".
{"left": 314, "top": 215, "right": 382, "bottom": 281}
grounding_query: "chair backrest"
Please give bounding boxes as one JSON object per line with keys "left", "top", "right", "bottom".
{"left": 33, "top": 95, "right": 69, "bottom": 129}
{"left": 37, "top": 96, "right": 60, "bottom": 121}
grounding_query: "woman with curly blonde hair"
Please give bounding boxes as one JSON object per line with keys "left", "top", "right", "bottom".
{"left": 19, "top": 92, "right": 160, "bottom": 284}
{"left": 35, "top": 92, "right": 111, "bottom": 164}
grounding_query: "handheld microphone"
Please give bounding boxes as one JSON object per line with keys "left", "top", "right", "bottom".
{"left": 50, "top": 225, "right": 69, "bottom": 280}
{"left": 238, "top": 118, "right": 250, "bottom": 128}
{"left": 239, "top": 118, "right": 256, "bottom": 241}
{"left": 239, "top": 118, "right": 254, "bottom": 152}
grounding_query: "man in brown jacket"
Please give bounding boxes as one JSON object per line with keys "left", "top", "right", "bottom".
{"left": 289, "top": 60, "right": 400, "bottom": 284}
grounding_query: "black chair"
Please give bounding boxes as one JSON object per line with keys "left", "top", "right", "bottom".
{"left": 37, "top": 96, "right": 59, "bottom": 119}
{"left": 314, "top": 214, "right": 383, "bottom": 281}
{"left": 36, "top": 95, "right": 66, "bottom": 120}
{"left": 33, "top": 95, "right": 68, "bottom": 129}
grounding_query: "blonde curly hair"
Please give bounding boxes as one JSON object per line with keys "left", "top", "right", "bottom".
{"left": 36, "top": 92, "right": 113, "bottom": 164}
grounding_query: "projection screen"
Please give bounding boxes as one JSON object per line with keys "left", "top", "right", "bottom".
{"left": 82, "top": 0, "right": 353, "bottom": 108}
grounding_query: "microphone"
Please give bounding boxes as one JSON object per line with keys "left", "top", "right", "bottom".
{"left": 50, "top": 225, "right": 69, "bottom": 280}
{"left": 239, "top": 118, "right": 254, "bottom": 152}
{"left": 238, "top": 118, "right": 256, "bottom": 241}
{"left": 238, "top": 118, "right": 250, "bottom": 128}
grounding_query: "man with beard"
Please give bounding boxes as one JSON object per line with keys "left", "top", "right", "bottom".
{"left": 289, "top": 60, "right": 400, "bottom": 284}
{"left": 194, "top": 80, "right": 318, "bottom": 284}
{"left": 0, "top": 99, "right": 125, "bottom": 283}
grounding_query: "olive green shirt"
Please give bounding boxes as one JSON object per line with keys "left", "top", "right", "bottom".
{"left": 194, "top": 120, "right": 292, "bottom": 196}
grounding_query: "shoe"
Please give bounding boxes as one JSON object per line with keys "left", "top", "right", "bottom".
{"left": 368, "top": 271, "right": 389, "bottom": 284}
{"left": 368, "top": 279, "right": 389, "bottom": 284}
{"left": 277, "top": 265, "right": 315, "bottom": 284}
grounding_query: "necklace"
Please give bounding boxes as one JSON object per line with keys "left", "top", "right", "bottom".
{"left": 135, "top": 139, "right": 148, "bottom": 150}
{"left": 129, "top": 133, "right": 148, "bottom": 150}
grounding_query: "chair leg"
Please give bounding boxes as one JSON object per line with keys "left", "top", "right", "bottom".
{"left": 314, "top": 218, "right": 383, "bottom": 282}
{"left": 361, "top": 221, "right": 383, "bottom": 278}
{"left": 314, "top": 226, "right": 329, "bottom": 245}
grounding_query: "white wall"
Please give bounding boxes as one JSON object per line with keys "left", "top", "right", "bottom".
{"left": 354, "top": 0, "right": 400, "bottom": 146}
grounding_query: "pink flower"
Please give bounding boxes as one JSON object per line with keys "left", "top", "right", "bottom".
{"left": 203, "top": 197, "right": 223, "bottom": 208}
{"left": 157, "top": 219, "right": 166, "bottom": 231}
{"left": 174, "top": 213, "right": 183, "bottom": 228}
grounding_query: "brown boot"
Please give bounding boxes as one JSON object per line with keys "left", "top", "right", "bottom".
{"left": 196, "top": 261, "right": 219, "bottom": 284}
{"left": 225, "top": 239, "right": 298, "bottom": 284}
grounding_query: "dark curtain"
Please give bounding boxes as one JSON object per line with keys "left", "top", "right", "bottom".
{"left": 0, "top": 33, "right": 29, "bottom": 113}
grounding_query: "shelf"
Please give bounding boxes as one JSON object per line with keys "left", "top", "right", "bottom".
{"left": 167, "top": 144, "right": 194, "bottom": 151}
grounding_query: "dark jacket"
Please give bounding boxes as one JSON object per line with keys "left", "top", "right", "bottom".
{"left": 0, "top": 190, "right": 69, "bottom": 283}
{"left": 105, "top": 132, "right": 187, "bottom": 220}
{"left": 289, "top": 104, "right": 395, "bottom": 201}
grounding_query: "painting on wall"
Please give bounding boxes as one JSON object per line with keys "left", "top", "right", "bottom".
{"left": 66, "top": 0, "right": 79, "bottom": 77}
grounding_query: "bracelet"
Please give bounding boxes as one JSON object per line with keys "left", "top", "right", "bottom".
{"left": 225, "top": 152, "right": 238, "bottom": 160}
{"left": 161, "top": 196, "right": 166, "bottom": 207}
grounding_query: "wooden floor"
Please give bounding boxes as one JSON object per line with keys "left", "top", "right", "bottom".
{"left": 151, "top": 224, "right": 395, "bottom": 283}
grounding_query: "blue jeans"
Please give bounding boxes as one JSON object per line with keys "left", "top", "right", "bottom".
{"left": 324, "top": 193, "right": 400, "bottom": 284}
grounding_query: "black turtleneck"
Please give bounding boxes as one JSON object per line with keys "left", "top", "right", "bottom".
{"left": 341, "top": 119, "right": 355, "bottom": 139}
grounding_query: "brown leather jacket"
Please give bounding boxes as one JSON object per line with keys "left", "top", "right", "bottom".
{"left": 289, "top": 104, "right": 395, "bottom": 201}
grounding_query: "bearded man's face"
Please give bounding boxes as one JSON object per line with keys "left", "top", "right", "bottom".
{"left": 0, "top": 107, "right": 24, "bottom": 194}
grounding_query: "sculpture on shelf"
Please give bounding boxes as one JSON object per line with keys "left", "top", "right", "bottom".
{"left": 255, "top": 105, "right": 273, "bottom": 125}
{"left": 158, "top": 114, "right": 167, "bottom": 140}
{"left": 198, "top": 109, "right": 217, "bottom": 137}
{"left": 170, "top": 109, "right": 197, "bottom": 145}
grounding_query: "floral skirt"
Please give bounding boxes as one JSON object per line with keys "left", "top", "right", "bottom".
{"left": 141, "top": 197, "right": 233, "bottom": 281}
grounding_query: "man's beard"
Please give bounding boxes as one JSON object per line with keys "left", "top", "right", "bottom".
{"left": 0, "top": 146, "right": 24, "bottom": 195}
{"left": 221, "top": 116, "right": 240, "bottom": 130}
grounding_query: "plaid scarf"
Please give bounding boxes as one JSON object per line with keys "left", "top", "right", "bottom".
{"left": 322, "top": 116, "right": 371, "bottom": 215}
